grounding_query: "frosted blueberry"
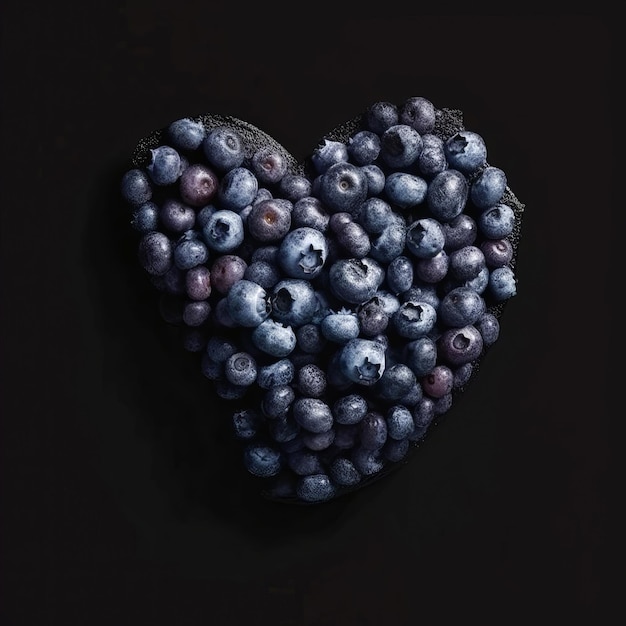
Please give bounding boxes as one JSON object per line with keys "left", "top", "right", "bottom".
{"left": 360, "top": 164, "right": 386, "bottom": 196}
{"left": 338, "top": 338, "right": 386, "bottom": 386}
{"left": 329, "top": 257, "right": 385, "bottom": 305}
{"left": 355, "top": 197, "right": 393, "bottom": 234}
{"left": 329, "top": 457, "right": 361, "bottom": 486}
{"left": 404, "top": 336, "right": 438, "bottom": 377}
{"left": 131, "top": 202, "right": 159, "bottom": 232}
{"left": 278, "top": 173, "right": 312, "bottom": 202}
{"left": 252, "top": 319, "right": 297, "bottom": 357}
{"left": 478, "top": 203, "right": 516, "bottom": 239}
{"left": 217, "top": 167, "right": 259, "bottom": 212}
{"left": 311, "top": 139, "right": 349, "bottom": 174}
{"left": 227, "top": 279, "right": 271, "bottom": 327}
{"left": 318, "top": 162, "right": 368, "bottom": 214}
{"left": 380, "top": 124, "right": 423, "bottom": 169}
{"left": 417, "top": 134, "right": 448, "bottom": 178}
{"left": 202, "top": 126, "right": 245, "bottom": 172}
{"left": 414, "top": 250, "right": 449, "bottom": 284}
{"left": 426, "top": 169, "right": 469, "bottom": 222}
{"left": 488, "top": 266, "right": 517, "bottom": 302}
{"left": 167, "top": 117, "right": 206, "bottom": 151}
{"left": 384, "top": 172, "right": 428, "bottom": 209}
{"left": 347, "top": 130, "right": 381, "bottom": 165}
{"left": 262, "top": 384, "right": 296, "bottom": 419}
{"left": 386, "top": 256, "right": 414, "bottom": 295}
{"left": 405, "top": 217, "right": 445, "bottom": 259}
{"left": 399, "top": 96, "right": 436, "bottom": 134}
{"left": 278, "top": 227, "right": 328, "bottom": 280}
{"left": 439, "top": 286, "right": 486, "bottom": 328}
{"left": 257, "top": 358, "right": 295, "bottom": 389}
{"left": 364, "top": 100, "right": 399, "bottom": 135}
{"left": 250, "top": 145, "right": 289, "bottom": 185}
{"left": 437, "top": 325, "right": 484, "bottom": 366}
{"left": 121, "top": 168, "right": 153, "bottom": 206}
{"left": 386, "top": 405, "right": 415, "bottom": 440}
{"left": 320, "top": 310, "right": 360, "bottom": 344}
{"left": 444, "top": 130, "right": 487, "bottom": 174}
{"left": 271, "top": 279, "right": 318, "bottom": 327}
{"left": 332, "top": 393, "right": 369, "bottom": 425}
{"left": 392, "top": 301, "right": 437, "bottom": 339}
{"left": 292, "top": 196, "right": 330, "bottom": 232}
{"left": 147, "top": 145, "right": 183, "bottom": 186}
{"left": 160, "top": 198, "right": 196, "bottom": 233}
{"left": 470, "top": 166, "right": 507, "bottom": 209}
{"left": 369, "top": 213, "right": 407, "bottom": 264}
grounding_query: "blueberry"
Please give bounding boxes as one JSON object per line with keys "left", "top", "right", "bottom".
{"left": 232, "top": 408, "right": 262, "bottom": 440}
{"left": 212, "top": 297, "right": 237, "bottom": 329}
{"left": 421, "top": 364, "right": 454, "bottom": 399}
{"left": 131, "top": 201, "right": 159, "bottom": 232}
{"left": 296, "top": 474, "right": 336, "bottom": 502}
{"left": 351, "top": 447, "right": 384, "bottom": 476}
{"left": 292, "top": 196, "right": 329, "bottom": 232}
{"left": 320, "top": 309, "right": 360, "bottom": 344}
{"left": 476, "top": 311, "right": 500, "bottom": 346}
{"left": 414, "top": 250, "right": 449, "bottom": 284}
{"left": 369, "top": 214, "right": 407, "bottom": 264}
{"left": 121, "top": 168, "right": 153, "bottom": 206}
{"left": 384, "top": 172, "right": 428, "bottom": 209}
{"left": 269, "top": 417, "right": 301, "bottom": 444}
{"left": 247, "top": 198, "right": 292, "bottom": 243}
{"left": 182, "top": 299, "right": 211, "bottom": 326}
{"left": 160, "top": 197, "right": 196, "bottom": 233}
{"left": 311, "top": 139, "right": 349, "bottom": 174}
{"left": 244, "top": 260, "right": 280, "bottom": 290}
{"left": 257, "top": 358, "right": 295, "bottom": 389}
{"left": 243, "top": 443, "right": 282, "bottom": 478}
{"left": 386, "top": 405, "right": 415, "bottom": 440}
{"left": 338, "top": 338, "right": 386, "bottom": 386}
{"left": 357, "top": 297, "right": 389, "bottom": 337}
{"left": 359, "top": 411, "right": 388, "bottom": 450}
{"left": 302, "top": 429, "right": 336, "bottom": 451}
{"left": 452, "top": 362, "right": 475, "bottom": 388}
{"left": 292, "top": 397, "right": 334, "bottom": 433}
{"left": 477, "top": 203, "right": 516, "bottom": 239}
{"left": 278, "top": 227, "right": 328, "bottom": 280}
{"left": 392, "top": 301, "right": 437, "bottom": 340}
{"left": 227, "top": 279, "right": 270, "bottom": 327}
{"left": 332, "top": 393, "right": 369, "bottom": 425}
{"left": 202, "top": 126, "right": 245, "bottom": 172}
{"left": 202, "top": 209, "right": 244, "bottom": 253}
{"left": 375, "top": 363, "right": 417, "bottom": 401}
{"left": 200, "top": 355, "right": 222, "bottom": 380}
{"left": 403, "top": 336, "right": 438, "bottom": 377}
{"left": 433, "top": 392, "right": 453, "bottom": 415}
{"left": 488, "top": 266, "right": 517, "bottom": 302}
{"left": 329, "top": 457, "right": 361, "bottom": 486}
{"left": 287, "top": 449, "right": 324, "bottom": 476}
{"left": 185, "top": 264, "right": 212, "bottom": 300}
{"left": 224, "top": 351, "right": 258, "bottom": 386}
{"left": 295, "top": 323, "right": 326, "bottom": 355}
{"left": 196, "top": 204, "right": 217, "bottom": 229}
{"left": 383, "top": 438, "right": 410, "bottom": 463}
{"left": 398, "top": 381, "right": 423, "bottom": 407}
{"left": 318, "top": 161, "right": 368, "bottom": 215}
{"left": 347, "top": 130, "right": 381, "bottom": 165}
{"left": 252, "top": 319, "right": 297, "bottom": 357}
{"left": 217, "top": 166, "right": 259, "bottom": 212}
{"left": 251, "top": 244, "right": 279, "bottom": 265}
{"left": 448, "top": 245, "right": 486, "bottom": 281}
{"left": 262, "top": 384, "right": 296, "bottom": 419}
{"left": 147, "top": 145, "right": 183, "bottom": 186}
{"left": 250, "top": 145, "right": 289, "bottom": 185}
{"left": 470, "top": 166, "right": 507, "bottom": 209}
{"left": 400, "top": 283, "right": 439, "bottom": 310}
{"left": 380, "top": 124, "right": 423, "bottom": 169}
{"left": 271, "top": 278, "right": 318, "bottom": 327}
{"left": 167, "top": 117, "right": 206, "bottom": 151}
{"left": 417, "top": 134, "right": 448, "bottom": 178}
{"left": 205, "top": 335, "right": 238, "bottom": 362}
{"left": 355, "top": 197, "right": 393, "bottom": 234}
{"left": 179, "top": 163, "right": 219, "bottom": 207}
{"left": 386, "top": 255, "right": 414, "bottom": 294}
{"left": 360, "top": 164, "right": 386, "bottom": 196}
{"left": 442, "top": 213, "right": 478, "bottom": 251}
{"left": 138, "top": 231, "right": 173, "bottom": 276}
{"left": 444, "top": 130, "right": 487, "bottom": 174}
{"left": 209, "top": 254, "right": 248, "bottom": 294}
{"left": 364, "top": 100, "right": 398, "bottom": 134}
{"left": 439, "top": 286, "right": 486, "bottom": 328}
{"left": 426, "top": 169, "right": 469, "bottom": 222}
{"left": 405, "top": 217, "right": 445, "bottom": 259}
{"left": 297, "top": 363, "right": 327, "bottom": 398}
{"left": 333, "top": 424, "right": 360, "bottom": 449}
{"left": 410, "top": 397, "right": 436, "bottom": 440}
{"left": 278, "top": 173, "right": 312, "bottom": 202}
{"left": 480, "top": 238, "right": 514, "bottom": 268}
{"left": 437, "top": 325, "right": 484, "bottom": 366}
{"left": 329, "top": 257, "right": 385, "bottom": 305}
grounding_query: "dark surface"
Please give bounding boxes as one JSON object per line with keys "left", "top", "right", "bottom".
{"left": 0, "top": 9, "right": 617, "bottom": 626}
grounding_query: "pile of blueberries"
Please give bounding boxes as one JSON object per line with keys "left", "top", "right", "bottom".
{"left": 120, "top": 96, "right": 523, "bottom": 504}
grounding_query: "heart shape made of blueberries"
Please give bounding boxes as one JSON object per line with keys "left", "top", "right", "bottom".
{"left": 120, "top": 96, "right": 525, "bottom": 505}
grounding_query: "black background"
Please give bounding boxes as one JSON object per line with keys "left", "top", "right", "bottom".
{"left": 0, "top": 9, "right": 618, "bottom": 626}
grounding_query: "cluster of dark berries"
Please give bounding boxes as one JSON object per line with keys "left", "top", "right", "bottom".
{"left": 120, "top": 96, "right": 523, "bottom": 504}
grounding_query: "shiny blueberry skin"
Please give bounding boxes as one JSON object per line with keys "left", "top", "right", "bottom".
{"left": 364, "top": 100, "right": 399, "bottom": 135}
{"left": 426, "top": 169, "right": 469, "bottom": 222}
{"left": 332, "top": 393, "right": 369, "bottom": 425}
{"left": 227, "top": 279, "right": 270, "bottom": 327}
{"left": 167, "top": 117, "right": 206, "bottom": 151}
{"left": 262, "top": 384, "right": 296, "bottom": 419}
{"left": 257, "top": 358, "right": 295, "bottom": 389}
{"left": 292, "top": 398, "right": 334, "bottom": 433}
{"left": 383, "top": 438, "right": 410, "bottom": 463}
{"left": 179, "top": 163, "right": 219, "bottom": 207}
{"left": 374, "top": 363, "right": 416, "bottom": 401}
{"left": 209, "top": 254, "right": 247, "bottom": 294}
{"left": 217, "top": 166, "right": 259, "bottom": 212}
{"left": 121, "top": 168, "right": 153, "bottom": 206}
{"left": 147, "top": 145, "right": 182, "bottom": 186}
{"left": 271, "top": 279, "right": 318, "bottom": 327}
{"left": 302, "top": 428, "right": 336, "bottom": 451}
{"left": 476, "top": 312, "right": 500, "bottom": 346}
{"left": 173, "top": 233, "right": 209, "bottom": 270}
{"left": 296, "top": 474, "right": 336, "bottom": 502}
{"left": 329, "top": 457, "right": 361, "bottom": 486}
{"left": 439, "top": 286, "right": 486, "bottom": 328}
{"left": 292, "top": 196, "right": 329, "bottom": 232}
{"left": 410, "top": 397, "right": 436, "bottom": 440}
{"left": 320, "top": 310, "right": 360, "bottom": 344}
{"left": 437, "top": 325, "right": 484, "bottom": 366}
{"left": 356, "top": 197, "right": 393, "bottom": 234}
{"left": 405, "top": 217, "right": 445, "bottom": 259}
{"left": 448, "top": 245, "right": 486, "bottom": 281}
{"left": 360, "top": 164, "right": 386, "bottom": 196}
{"left": 399, "top": 96, "right": 436, "bottom": 134}
{"left": 311, "top": 139, "right": 349, "bottom": 174}
{"left": 182, "top": 299, "right": 211, "bottom": 326}
{"left": 347, "top": 130, "right": 381, "bottom": 165}
{"left": 417, "top": 134, "right": 448, "bottom": 178}
{"left": 404, "top": 336, "right": 437, "bottom": 377}
{"left": 442, "top": 213, "right": 478, "bottom": 251}
{"left": 386, "top": 405, "right": 415, "bottom": 440}
{"left": 369, "top": 214, "right": 407, "bottom": 264}
{"left": 421, "top": 364, "right": 454, "bottom": 398}
{"left": 384, "top": 172, "right": 428, "bottom": 209}
{"left": 444, "top": 131, "right": 487, "bottom": 174}
{"left": 297, "top": 363, "right": 327, "bottom": 398}
{"left": 339, "top": 338, "right": 386, "bottom": 386}
{"left": 250, "top": 145, "right": 288, "bottom": 185}
{"left": 488, "top": 266, "right": 517, "bottom": 301}
{"left": 480, "top": 238, "right": 514, "bottom": 268}
{"left": 380, "top": 124, "right": 423, "bottom": 169}
{"left": 278, "top": 227, "right": 328, "bottom": 280}
{"left": 477, "top": 203, "right": 516, "bottom": 239}
{"left": 386, "top": 256, "right": 414, "bottom": 295}
{"left": 336, "top": 220, "right": 371, "bottom": 259}
{"left": 359, "top": 411, "right": 388, "bottom": 450}
{"left": 278, "top": 173, "right": 312, "bottom": 202}
{"left": 247, "top": 198, "right": 292, "bottom": 243}
{"left": 414, "top": 250, "right": 449, "bottom": 284}
{"left": 329, "top": 257, "right": 385, "bottom": 305}
{"left": 357, "top": 298, "right": 389, "bottom": 337}
{"left": 295, "top": 323, "right": 326, "bottom": 354}
{"left": 160, "top": 198, "right": 196, "bottom": 233}
{"left": 252, "top": 319, "right": 297, "bottom": 357}
{"left": 319, "top": 161, "right": 368, "bottom": 215}
{"left": 138, "top": 231, "right": 173, "bottom": 276}
{"left": 202, "top": 209, "right": 244, "bottom": 253}
{"left": 185, "top": 264, "right": 212, "bottom": 300}
{"left": 243, "top": 443, "right": 282, "bottom": 478}
{"left": 131, "top": 202, "right": 159, "bottom": 232}
{"left": 202, "top": 126, "right": 245, "bottom": 172}
{"left": 470, "top": 166, "right": 507, "bottom": 209}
